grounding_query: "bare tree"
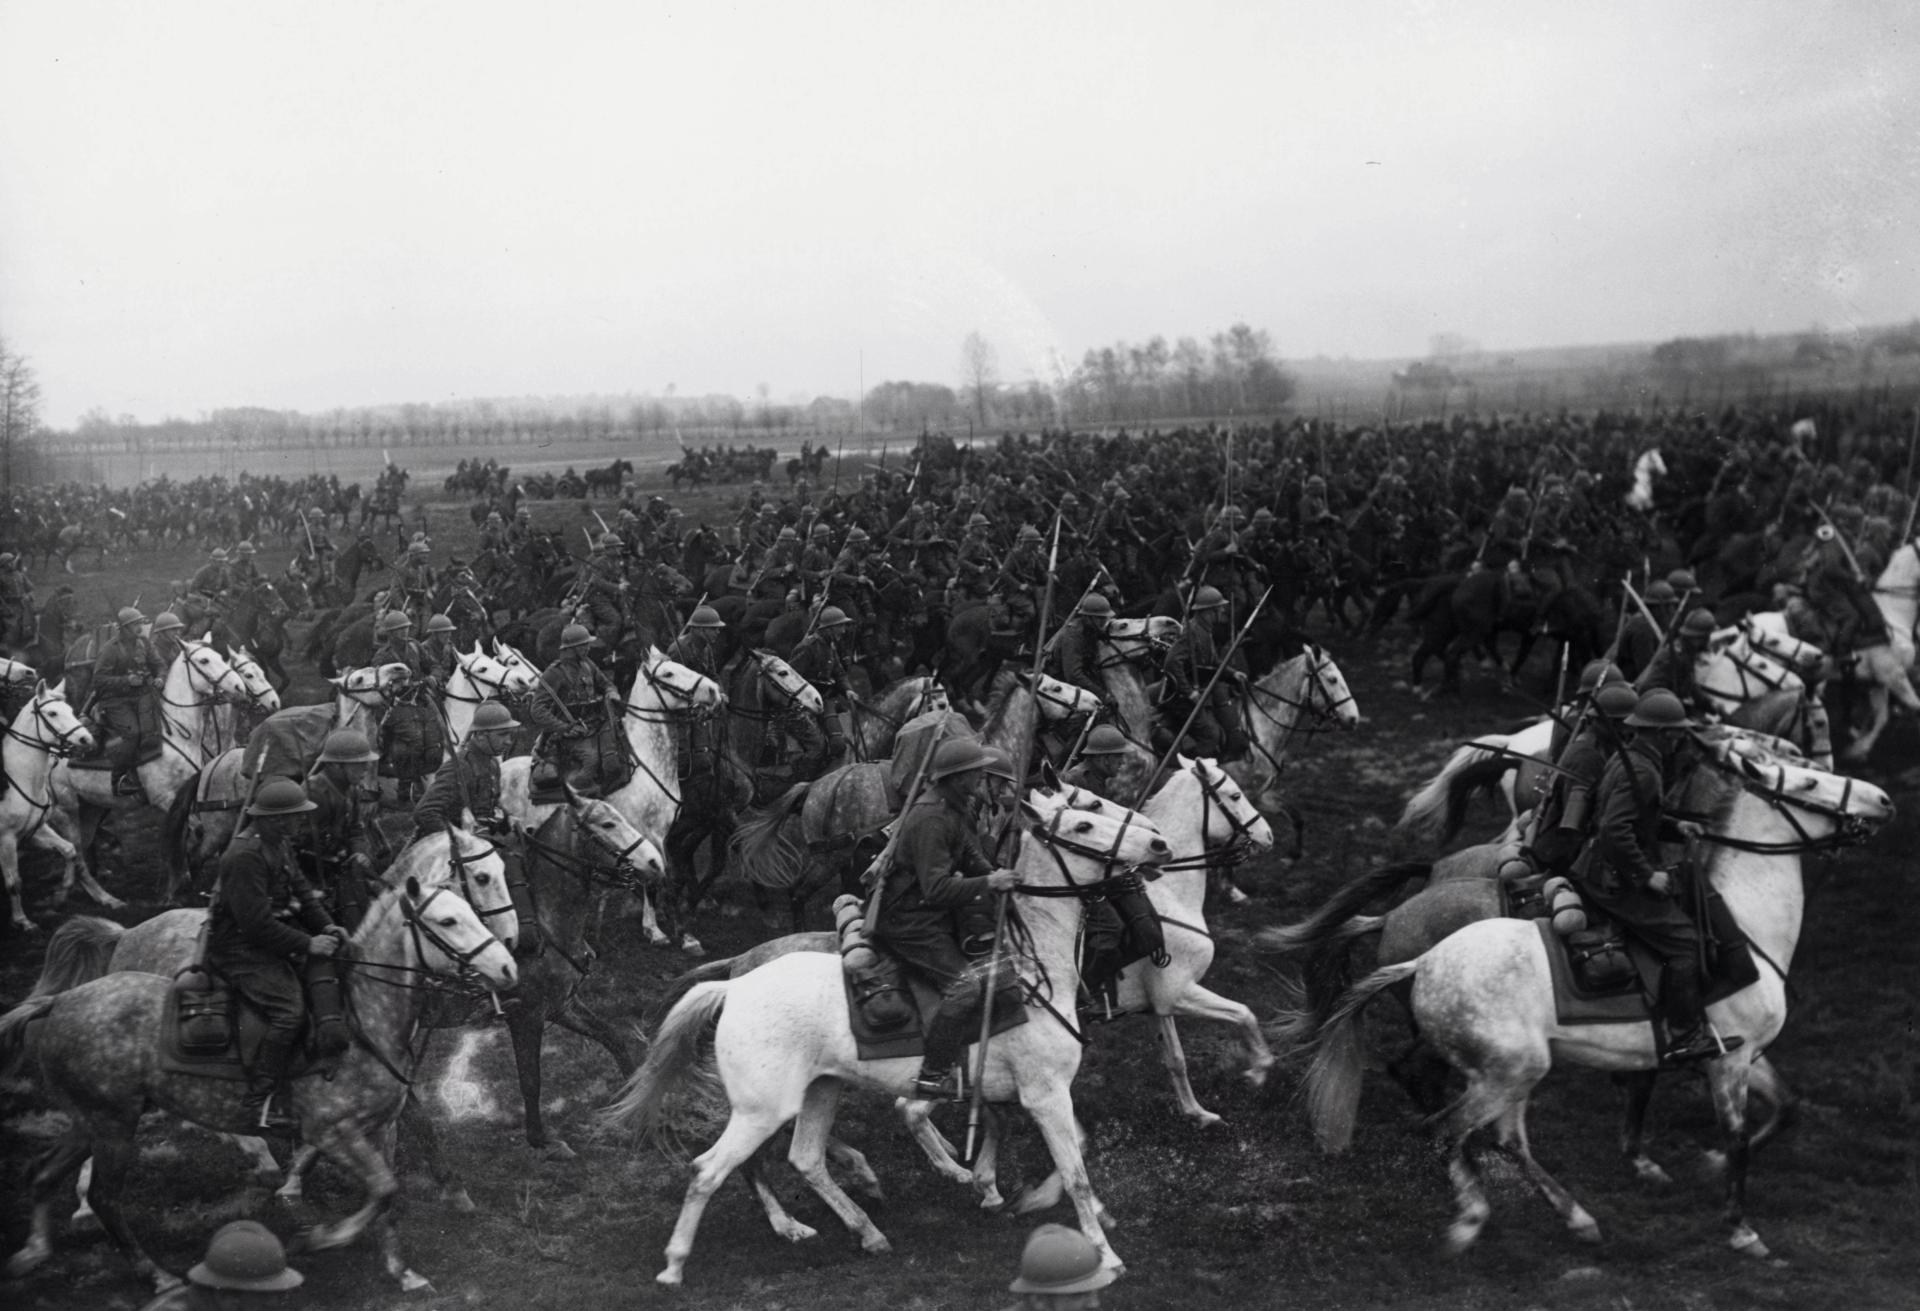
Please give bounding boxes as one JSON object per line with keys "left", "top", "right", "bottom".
{"left": 960, "top": 331, "right": 998, "bottom": 430}
{"left": 0, "top": 337, "right": 44, "bottom": 491}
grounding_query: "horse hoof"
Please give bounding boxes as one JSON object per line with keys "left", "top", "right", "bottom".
{"left": 1629, "top": 1157, "right": 1672, "bottom": 1187}
{"left": 540, "top": 1139, "right": 578, "bottom": 1162}
{"left": 773, "top": 1219, "right": 817, "bottom": 1243}
{"left": 1569, "top": 1211, "right": 1602, "bottom": 1244}
{"left": 655, "top": 1267, "right": 685, "bottom": 1286}
{"left": 679, "top": 936, "right": 706, "bottom": 958}
{"left": 1730, "top": 1227, "right": 1770, "bottom": 1260}
{"left": 1242, "top": 1067, "right": 1271, "bottom": 1090}
{"left": 69, "top": 1209, "right": 102, "bottom": 1234}
{"left": 397, "top": 1269, "right": 434, "bottom": 1293}
{"left": 861, "top": 1233, "right": 892, "bottom": 1256}
{"left": 1699, "top": 1149, "right": 1728, "bottom": 1178}
{"left": 1192, "top": 1111, "right": 1224, "bottom": 1129}
{"left": 5, "top": 1240, "right": 52, "bottom": 1278}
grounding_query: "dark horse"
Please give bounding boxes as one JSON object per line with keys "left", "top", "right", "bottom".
{"left": 583, "top": 458, "right": 633, "bottom": 496}
{"left": 1406, "top": 552, "right": 1591, "bottom": 694}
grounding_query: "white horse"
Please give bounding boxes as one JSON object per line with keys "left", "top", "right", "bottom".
{"left": 1229, "top": 644, "right": 1361, "bottom": 815}
{"left": 1625, "top": 447, "right": 1666, "bottom": 512}
{"left": 51, "top": 645, "right": 258, "bottom": 881}
{"left": 441, "top": 643, "right": 542, "bottom": 749}
{"left": 501, "top": 647, "right": 725, "bottom": 949}
{"left": 602, "top": 794, "right": 1171, "bottom": 1286}
{"left": 1743, "top": 608, "right": 1917, "bottom": 761}
{"left": 210, "top": 644, "right": 283, "bottom": 748}
{"left": 1298, "top": 744, "right": 1892, "bottom": 1260}
{"left": 0, "top": 683, "right": 97, "bottom": 931}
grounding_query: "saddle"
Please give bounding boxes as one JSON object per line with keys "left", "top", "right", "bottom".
{"left": 832, "top": 897, "right": 1028, "bottom": 1061}
{"left": 530, "top": 725, "right": 634, "bottom": 805}
{"left": 1527, "top": 880, "right": 1759, "bottom": 1027}
{"left": 158, "top": 965, "right": 339, "bottom": 1086}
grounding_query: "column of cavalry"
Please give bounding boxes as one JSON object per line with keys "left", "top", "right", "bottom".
{"left": 0, "top": 399, "right": 1915, "bottom": 1292}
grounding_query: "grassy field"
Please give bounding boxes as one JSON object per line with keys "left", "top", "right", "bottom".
{"left": 2, "top": 472, "right": 1917, "bottom": 1310}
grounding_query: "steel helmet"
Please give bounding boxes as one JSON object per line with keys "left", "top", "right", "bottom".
{"left": 810, "top": 522, "right": 832, "bottom": 538}
{"left": 407, "top": 540, "right": 430, "bottom": 555}
{"left": 777, "top": 526, "right": 798, "bottom": 541}
{"left": 209, "top": 548, "right": 228, "bottom": 562}
{"left": 1008, "top": 1224, "right": 1116, "bottom": 1297}
{"left": 967, "top": 513, "right": 991, "bottom": 528}
{"left": 0, "top": 552, "right": 13, "bottom": 567}
{"left": 1576, "top": 659, "right": 1623, "bottom": 693}
{"left": 307, "top": 507, "right": 325, "bottom": 521}
{"left": 928, "top": 736, "right": 996, "bottom": 781}
{"left": 688, "top": 605, "right": 725, "bottom": 629}
{"left": 516, "top": 505, "right": 531, "bottom": 518}
{"left": 1252, "top": 507, "right": 1275, "bottom": 521}
{"left": 235, "top": 540, "right": 255, "bottom": 556}
{"left": 1191, "top": 586, "right": 1227, "bottom": 611}
{"left": 317, "top": 729, "right": 380, "bottom": 764}
{"left": 376, "top": 610, "right": 413, "bottom": 634}
{"left": 1080, "top": 724, "right": 1130, "bottom": 756}
{"left": 559, "top": 623, "right": 597, "bottom": 650}
{"left": 1644, "top": 580, "right": 1677, "bottom": 604}
{"left": 487, "top": 510, "right": 503, "bottom": 522}
{"left": 471, "top": 700, "right": 520, "bottom": 733}
{"left": 1077, "top": 594, "right": 1114, "bottom": 619}
{"left": 1593, "top": 682, "right": 1640, "bottom": 720}
{"left": 1666, "top": 568, "right": 1698, "bottom": 592}
{"left": 151, "top": 611, "right": 184, "bottom": 635}
{"left": 1220, "top": 504, "right": 1245, "bottom": 522}
{"left": 817, "top": 606, "right": 852, "bottom": 629}
{"left": 846, "top": 527, "right": 870, "bottom": 543}
{"left": 981, "top": 745, "right": 1018, "bottom": 782}
{"left": 247, "top": 776, "right": 318, "bottom": 817}
{"left": 1017, "top": 524, "right": 1042, "bottom": 542}
{"left": 424, "top": 614, "right": 456, "bottom": 635}
{"left": 1679, "top": 607, "right": 1716, "bottom": 639}
{"left": 187, "top": 1220, "right": 303, "bottom": 1292}
{"left": 758, "top": 503, "right": 778, "bottom": 517}
{"left": 116, "top": 606, "right": 148, "bottom": 627}
{"left": 1624, "top": 688, "right": 1693, "bottom": 729}
{"left": 1112, "top": 487, "right": 1130, "bottom": 500}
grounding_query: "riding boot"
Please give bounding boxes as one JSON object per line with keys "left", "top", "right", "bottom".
{"left": 911, "top": 991, "right": 976, "bottom": 1102}
{"left": 243, "top": 1032, "right": 300, "bottom": 1131}
{"left": 303, "top": 957, "right": 352, "bottom": 1062}
{"left": 1659, "top": 959, "right": 1742, "bottom": 1065}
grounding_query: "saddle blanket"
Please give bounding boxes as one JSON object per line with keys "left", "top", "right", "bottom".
{"left": 845, "top": 964, "right": 1028, "bottom": 1063}
{"left": 157, "top": 973, "right": 327, "bottom": 1086}
{"left": 1536, "top": 902, "right": 1760, "bottom": 1028}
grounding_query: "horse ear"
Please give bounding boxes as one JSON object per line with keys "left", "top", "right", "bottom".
{"left": 1039, "top": 758, "right": 1061, "bottom": 791}
{"left": 33, "top": 677, "right": 47, "bottom": 697}
{"left": 405, "top": 873, "right": 423, "bottom": 901}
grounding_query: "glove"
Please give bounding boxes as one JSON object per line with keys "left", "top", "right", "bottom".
{"left": 308, "top": 934, "right": 341, "bottom": 958}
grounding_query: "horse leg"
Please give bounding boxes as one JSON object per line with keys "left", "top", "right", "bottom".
{"left": 897, "top": 1099, "right": 977, "bottom": 1187}
{"left": 1020, "top": 1084, "right": 1122, "bottom": 1272}
{"left": 657, "top": 1111, "right": 789, "bottom": 1286}
{"left": 41, "top": 811, "right": 121, "bottom": 911}
{"left": 1152, "top": 1015, "right": 1220, "bottom": 1128}
{"left": 783, "top": 1078, "right": 889, "bottom": 1252}
{"left": 276, "top": 1144, "right": 322, "bottom": 1203}
{"left": 1172, "top": 981, "right": 1275, "bottom": 1091}
{"left": 297, "top": 1123, "right": 430, "bottom": 1290}
{"left": 1742, "top": 1054, "right": 1800, "bottom": 1155}
{"left": 81, "top": 1122, "right": 177, "bottom": 1290}
{"left": 1488, "top": 1101, "right": 1601, "bottom": 1243}
{"left": 744, "top": 1144, "right": 818, "bottom": 1242}
{"left": 1841, "top": 683, "right": 1890, "bottom": 763}
{"left": 824, "top": 1135, "right": 884, "bottom": 1203}
{"left": 505, "top": 998, "right": 568, "bottom": 1157}
{"left": 1437, "top": 1068, "right": 1533, "bottom": 1255}
{"left": 1706, "top": 1052, "right": 1769, "bottom": 1258}
{"left": 552, "top": 994, "right": 640, "bottom": 1075}
{"left": 6, "top": 1139, "right": 90, "bottom": 1279}
{"left": 1, "top": 830, "right": 37, "bottom": 932}
{"left": 1614, "top": 1070, "right": 1672, "bottom": 1185}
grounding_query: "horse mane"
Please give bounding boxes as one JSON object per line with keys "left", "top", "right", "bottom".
{"left": 981, "top": 669, "right": 1024, "bottom": 740}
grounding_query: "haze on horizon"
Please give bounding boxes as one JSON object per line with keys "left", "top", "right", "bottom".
{"left": 2, "top": 0, "right": 1916, "bottom": 429}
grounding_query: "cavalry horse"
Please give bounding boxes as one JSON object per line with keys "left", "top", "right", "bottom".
{"left": 728, "top": 670, "right": 1100, "bottom": 927}
{"left": 501, "top": 647, "right": 726, "bottom": 952}
{"left": 440, "top": 642, "right": 543, "bottom": 749}
{"left": 0, "top": 683, "right": 101, "bottom": 932}
{"left": 25, "top": 828, "right": 517, "bottom": 1226}
{"left": 165, "top": 663, "right": 407, "bottom": 890}
{"left": 1285, "top": 743, "right": 1890, "bottom": 1262}
{"left": 602, "top": 794, "right": 1170, "bottom": 1286}
{"left": 0, "top": 875, "right": 518, "bottom": 1294}
{"left": 50, "top": 642, "right": 265, "bottom": 895}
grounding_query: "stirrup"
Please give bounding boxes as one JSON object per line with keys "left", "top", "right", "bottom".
{"left": 113, "top": 774, "right": 144, "bottom": 798}
{"left": 1661, "top": 1026, "right": 1742, "bottom": 1066}
{"left": 910, "top": 1069, "right": 963, "bottom": 1104}
{"left": 245, "top": 1091, "right": 296, "bottom": 1132}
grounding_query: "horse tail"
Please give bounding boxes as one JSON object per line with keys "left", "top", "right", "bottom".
{"left": 728, "top": 782, "right": 810, "bottom": 890}
{"left": 1298, "top": 959, "right": 1422, "bottom": 1153}
{"left": 1257, "top": 861, "right": 1429, "bottom": 956}
{"left": 0, "top": 994, "right": 58, "bottom": 1073}
{"left": 1394, "top": 740, "right": 1513, "bottom": 848}
{"left": 27, "top": 916, "right": 126, "bottom": 999}
{"left": 600, "top": 981, "right": 729, "bottom": 1148}
{"left": 650, "top": 954, "right": 740, "bottom": 1020}
{"left": 163, "top": 771, "right": 200, "bottom": 898}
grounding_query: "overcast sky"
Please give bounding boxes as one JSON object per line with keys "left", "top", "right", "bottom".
{"left": 3, "top": 0, "right": 1916, "bottom": 427}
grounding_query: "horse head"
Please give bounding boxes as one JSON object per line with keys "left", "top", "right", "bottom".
{"left": 1178, "top": 755, "right": 1276, "bottom": 851}
{"left": 20, "top": 679, "right": 92, "bottom": 756}
{"left": 563, "top": 791, "right": 667, "bottom": 887}
{"left": 751, "top": 650, "right": 823, "bottom": 715}
{"left": 220, "top": 643, "right": 281, "bottom": 712}
{"left": 392, "top": 873, "right": 519, "bottom": 991}
{"left": 1017, "top": 789, "right": 1171, "bottom": 876}
{"left": 638, "top": 648, "right": 726, "bottom": 713}
{"left": 176, "top": 640, "right": 251, "bottom": 707}
{"left": 0, "top": 655, "right": 37, "bottom": 687}
{"left": 1302, "top": 644, "right": 1361, "bottom": 728}
{"left": 1028, "top": 672, "right": 1099, "bottom": 722}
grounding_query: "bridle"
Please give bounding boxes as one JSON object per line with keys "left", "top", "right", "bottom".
{"left": 1679, "top": 752, "right": 1879, "bottom": 855}
{"left": 11, "top": 694, "right": 88, "bottom": 758}
{"left": 1241, "top": 648, "right": 1352, "bottom": 780}
{"left": 1010, "top": 804, "right": 1161, "bottom": 901}
{"left": 439, "top": 832, "right": 520, "bottom": 936}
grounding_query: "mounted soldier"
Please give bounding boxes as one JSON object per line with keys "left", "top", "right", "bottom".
{"left": 391, "top": 539, "right": 436, "bottom": 631}
{"left": 666, "top": 605, "right": 728, "bottom": 681}
{"left": 1634, "top": 606, "right": 1717, "bottom": 720}
{"left": 1058, "top": 723, "right": 1147, "bottom": 798}
{"left": 479, "top": 509, "right": 510, "bottom": 556}
{"left": 227, "top": 540, "right": 262, "bottom": 594}
{"left": 1572, "top": 689, "right": 1740, "bottom": 1066}
{"left": 788, "top": 606, "right": 856, "bottom": 766}
{"left": 0, "top": 551, "right": 33, "bottom": 646}
{"left": 530, "top": 623, "right": 619, "bottom": 797}
{"left": 414, "top": 699, "right": 518, "bottom": 840}
{"left": 824, "top": 528, "right": 879, "bottom": 636}
{"left": 868, "top": 736, "right": 1020, "bottom": 1102}
{"left": 994, "top": 524, "right": 1047, "bottom": 641}
{"left": 185, "top": 547, "right": 231, "bottom": 639}
{"left": 419, "top": 612, "right": 460, "bottom": 684}
{"left": 149, "top": 610, "right": 188, "bottom": 670}
{"left": 371, "top": 610, "right": 446, "bottom": 805}
{"left": 1518, "top": 678, "right": 1637, "bottom": 883}
{"left": 799, "top": 522, "right": 837, "bottom": 602}
{"left": 1615, "top": 579, "right": 1678, "bottom": 681}
{"left": 954, "top": 513, "right": 999, "bottom": 605}
{"left": 91, "top": 606, "right": 168, "bottom": 797}
{"left": 302, "top": 729, "right": 383, "bottom": 929}
{"left": 208, "top": 777, "right": 348, "bottom": 1129}
{"left": 1159, "top": 585, "right": 1242, "bottom": 758}
{"left": 577, "top": 533, "right": 630, "bottom": 644}
{"left": 1798, "top": 523, "right": 1879, "bottom": 657}
{"left": 1049, "top": 592, "right": 1113, "bottom": 707}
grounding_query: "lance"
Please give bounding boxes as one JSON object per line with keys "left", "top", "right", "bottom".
{"left": 302, "top": 514, "right": 316, "bottom": 559}
{"left": 1135, "top": 585, "right": 1273, "bottom": 807}
{"left": 906, "top": 455, "right": 924, "bottom": 496}
{"left": 967, "top": 509, "right": 1063, "bottom": 1162}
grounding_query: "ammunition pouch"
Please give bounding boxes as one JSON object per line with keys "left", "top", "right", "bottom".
{"left": 173, "top": 964, "right": 233, "bottom": 1055}
{"left": 1567, "top": 927, "right": 1635, "bottom": 991}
